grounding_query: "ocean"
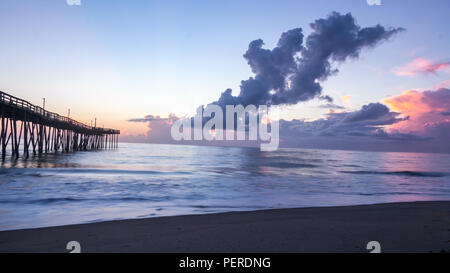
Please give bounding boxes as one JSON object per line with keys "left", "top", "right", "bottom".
{"left": 0, "top": 143, "right": 449, "bottom": 231}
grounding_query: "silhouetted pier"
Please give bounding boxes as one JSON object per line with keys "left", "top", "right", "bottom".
{"left": 0, "top": 91, "right": 120, "bottom": 159}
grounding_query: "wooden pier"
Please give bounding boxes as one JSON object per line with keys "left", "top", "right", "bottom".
{"left": 0, "top": 91, "right": 120, "bottom": 159}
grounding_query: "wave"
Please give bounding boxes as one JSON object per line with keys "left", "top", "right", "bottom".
{"left": 340, "top": 170, "right": 449, "bottom": 177}
{"left": 264, "top": 162, "right": 319, "bottom": 168}
{"left": 0, "top": 168, "right": 192, "bottom": 176}
{"left": 0, "top": 196, "right": 172, "bottom": 204}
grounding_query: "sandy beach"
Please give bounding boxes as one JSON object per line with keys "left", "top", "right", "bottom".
{"left": 0, "top": 201, "right": 449, "bottom": 253}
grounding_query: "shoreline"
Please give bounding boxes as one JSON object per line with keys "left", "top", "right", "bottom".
{"left": 0, "top": 201, "right": 449, "bottom": 253}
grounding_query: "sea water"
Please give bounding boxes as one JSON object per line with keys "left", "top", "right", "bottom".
{"left": 0, "top": 143, "right": 449, "bottom": 231}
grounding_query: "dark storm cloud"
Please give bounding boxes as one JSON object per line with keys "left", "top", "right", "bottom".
{"left": 280, "top": 102, "right": 409, "bottom": 138}
{"left": 318, "top": 103, "right": 346, "bottom": 109}
{"left": 127, "top": 115, "right": 157, "bottom": 122}
{"left": 318, "top": 95, "right": 334, "bottom": 103}
{"left": 370, "top": 129, "right": 429, "bottom": 141}
{"left": 128, "top": 115, "right": 174, "bottom": 123}
{"left": 342, "top": 103, "right": 399, "bottom": 123}
{"left": 212, "top": 12, "right": 403, "bottom": 108}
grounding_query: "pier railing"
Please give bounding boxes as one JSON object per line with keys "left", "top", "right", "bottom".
{"left": 0, "top": 91, "right": 119, "bottom": 134}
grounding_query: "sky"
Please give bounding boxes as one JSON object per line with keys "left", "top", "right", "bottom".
{"left": 0, "top": 0, "right": 449, "bottom": 153}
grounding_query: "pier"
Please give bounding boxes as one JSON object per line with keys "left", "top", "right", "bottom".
{"left": 0, "top": 91, "right": 120, "bottom": 159}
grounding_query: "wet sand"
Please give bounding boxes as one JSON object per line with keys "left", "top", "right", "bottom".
{"left": 0, "top": 201, "right": 449, "bottom": 253}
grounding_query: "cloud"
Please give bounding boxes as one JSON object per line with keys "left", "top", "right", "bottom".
{"left": 66, "top": 0, "right": 81, "bottom": 6}
{"left": 366, "top": 0, "right": 382, "bottom": 6}
{"left": 127, "top": 13, "right": 450, "bottom": 152}
{"left": 211, "top": 12, "right": 403, "bottom": 108}
{"left": 127, "top": 114, "right": 178, "bottom": 123}
{"left": 433, "top": 80, "right": 450, "bottom": 90}
{"left": 276, "top": 101, "right": 450, "bottom": 153}
{"left": 125, "top": 114, "right": 180, "bottom": 143}
{"left": 280, "top": 102, "right": 406, "bottom": 138}
{"left": 126, "top": 95, "right": 450, "bottom": 153}
{"left": 383, "top": 88, "right": 450, "bottom": 135}
{"left": 342, "top": 103, "right": 399, "bottom": 123}
{"left": 393, "top": 58, "right": 450, "bottom": 76}
{"left": 318, "top": 103, "right": 346, "bottom": 110}
{"left": 124, "top": 102, "right": 412, "bottom": 150}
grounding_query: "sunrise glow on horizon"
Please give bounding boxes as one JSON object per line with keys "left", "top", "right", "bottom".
{"left": 0, "top": 0, "right": 449, "bottom": 152}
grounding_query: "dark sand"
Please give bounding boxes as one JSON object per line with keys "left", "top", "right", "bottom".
{"left": 0, "top": 201, "right": 449, "bottom": 253}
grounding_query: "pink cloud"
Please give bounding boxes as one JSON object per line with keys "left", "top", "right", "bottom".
{"left": 121, "top": 114, "right": 181, "bottom": 143}
{"left": 383, "top": 88, "right": 450, "bottom": 134}
{"left": 393, "top": 58, "right": 450, "bottom": 77}
{"left": 433, "top": 80, "right": 450, "bottom": 90}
